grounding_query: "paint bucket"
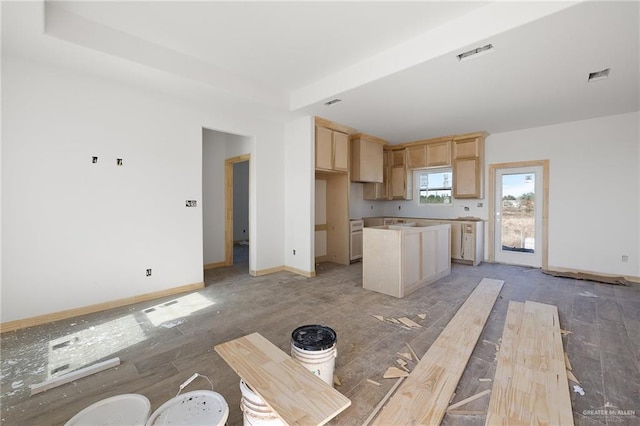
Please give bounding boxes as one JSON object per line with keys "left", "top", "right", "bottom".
{"left": 290, "top": 324, "right": 337, "bottom": 387}
{"left": 239, "top": 379, "right": 284, "bottom": 426}
{"left": 145, "top": 390, "right": 228, "bottom": 426}
{"left": 65, "top": 394, "right": 151, "bottom": 426}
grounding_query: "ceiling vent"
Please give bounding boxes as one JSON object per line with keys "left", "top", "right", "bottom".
{"left": 457, "top": 44, "right": 494, "bottom": 62}
{"left": 323, "top": 98, "right": 342, "bottom": 106}
{"left": 588, "top": 68, "right": 610, "bottom": 82}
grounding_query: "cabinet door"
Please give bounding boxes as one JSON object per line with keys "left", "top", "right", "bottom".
{"left": 333, "top": 131, "right": 349, "bottom": 171}
{"left": 453, "top": 157, "right": 480, "bottom": 198}
{"left": 453, "top": 137, "right": 480, "bottom": 158}
{"left": 391, "top": 150, "right": 405, "bottom": 167}
{"left": 390, "top": 166, "right": 406, "bottom": 199}
{"left": 449, "top": 222, "right": 463, "bottom": 259}
{"left": 426, "top": 141, "right": 451, "bottom": 167}
{"left": 351, "top": 231, "right": 363, "bottom": 260}
{"left": 315, "top": 126, "right": 333, "bottom": 170}
{"left": 462, "top": 233, "right": 475, "bottom": 262}
{"left": 406, "top": 145, "right": 427, "bottom": 169}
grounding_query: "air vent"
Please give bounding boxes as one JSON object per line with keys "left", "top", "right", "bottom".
{"left": 323, "top": 98, "right": 342, "bottom": 106}
{"left": 457, "top": 44, "right": 494, "bottom": 62}
{"left": 588, "top": 68, "right": 610, "bottom": 82}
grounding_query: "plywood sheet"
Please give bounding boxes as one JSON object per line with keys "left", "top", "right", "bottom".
{"left": 486, "top": 301, "right": 574, "bottom": 425}
{"left": 214, "top": 333, "right": 350, "bottom": 426}
{"left": 372, "top": 278, "right": 504, "bottom": 425}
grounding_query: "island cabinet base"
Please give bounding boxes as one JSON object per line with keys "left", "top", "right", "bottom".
{"left": 363, "top": 224, "right": 451, "bottom": 298}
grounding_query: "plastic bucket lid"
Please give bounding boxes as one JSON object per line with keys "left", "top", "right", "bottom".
{"left": 145, "top": 390, "right": 228, "bottom": 426}
{"left": 65, "top": 393, "right": 150, "bottom": 426}
{"left": 291, "top": 325, "right": 336, "bottom": 351}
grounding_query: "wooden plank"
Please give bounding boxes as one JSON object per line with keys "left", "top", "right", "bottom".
{"left": 215, "top": 333, "right": 350, "bottom": 426}
{"left": 447, "top": 389, "right": 491, "bottom": 411}
{"left": 486, "top": 301, "right": 574, "bottom": 425}
{"left": 565, "top": 352, "right": 573, "bottom": 371}
{"left": 30, "top": 357, "right": 120, "bottom": 396}
{"left": 372, "top": 278, "right": 504, "bottom": 425}
{"left": 406, "top": 343, "right": 420, "bottom": 362}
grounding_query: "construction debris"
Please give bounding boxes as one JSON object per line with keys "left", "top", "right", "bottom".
{"left": 478, "top": 378, "right": 492, "bottom": 382}
{"left": 573, "top": 385, "right": 585, "bottom": 396}
{"left": 398, "top": 317, "right": 422, "bottom": 328}
{"left": 542, "top": 269, "right": 630, "bottom": 286}
{"left": 566, "top": 370, "right": 580, "bottom": 385}
{"left": 406, "top": 343, "right": 420, "bottom": 362}
{"left": 362, "top": 377, "right": 405, "bottom": 426}
{"left": 383, "top": 367, "right": 409, "bottom": 379}
{"left": 397, "top": 352, "right": 412, "bottom": 361}
{"left": 367, "top": 379, "right": 381, "bottom": 386}
{"left": 333, "top": 375, "right": 342, "bottom": 386}
{"left": 447, "top": 389, "right": 491, "bottom": 411}
{"left": 30, "top": 357, "right": 121, "bottom": 396}
{"left": 417, "top": 314, "right": 427, "bottom": 320}
{"left": 564, "top": 353, "right": 572, "bottom": 371}
{"left": 372, "top": 315, "right": 385, "bottom": 322}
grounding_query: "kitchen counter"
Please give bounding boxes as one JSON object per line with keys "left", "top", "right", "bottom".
{"left": 363, "top": 224, "right": 451, "bottom": 298}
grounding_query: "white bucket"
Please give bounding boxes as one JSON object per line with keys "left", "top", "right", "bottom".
{"left": 239, "top": 380, "right": 284, "bottom": 426}
{"left": 145, "top": 390, "right": 228, "bottom": 426}
{"left": 290, "top": 325, "right": 337, "bottom": 387}
{"left": 65, "top": 394, "right": 151, "bottom": 426}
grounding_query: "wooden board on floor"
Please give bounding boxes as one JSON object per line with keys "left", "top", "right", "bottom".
{"left": 372, "top": 278, "right": 504, "bottom": 425}
{"left": 214, "top": 332, "right": 350, "bottom": 426}
{"left": 486, "top": 301, "right": 574, "bottom": 425}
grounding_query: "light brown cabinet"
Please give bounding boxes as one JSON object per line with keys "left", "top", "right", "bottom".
{"left": 406, "top": 145, "right": 427, "bottom": 169}
{"left": 406, "top": 139, "right": 452, "bottom": 169}
{"left": 453, "top": 134, "right": 485, "bottom": 199}
{"left": 350, "top": 133, "right": 386, "bottom": 183}
{"left": 389, "top": 149, "right": 412, "bottom": 200}
{"left": 426, "top": 140, "right": 451, "bottom": 167}
{"left": 315, "top": 126, "right": 349, "bottom": 172}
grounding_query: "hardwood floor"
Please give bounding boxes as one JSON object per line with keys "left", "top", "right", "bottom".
{"left": 1, "top": 252, "right": 639, "bottom": 425}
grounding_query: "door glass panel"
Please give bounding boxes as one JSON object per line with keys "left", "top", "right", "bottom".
{"left": 501, "top": 173, "right": 535, "bottom": 253}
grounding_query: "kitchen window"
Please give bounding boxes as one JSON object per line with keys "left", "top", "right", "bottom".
{"left": 415, "top": 168, "right": 452, "bottom": 205}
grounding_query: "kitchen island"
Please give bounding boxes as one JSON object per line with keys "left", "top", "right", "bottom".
{"left": 363, "top": 224, "right": 451, "bottom": 298}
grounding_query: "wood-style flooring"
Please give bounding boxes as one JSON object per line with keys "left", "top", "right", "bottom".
{"left": 1, "top": 245, "right": 639, "bottom": 425}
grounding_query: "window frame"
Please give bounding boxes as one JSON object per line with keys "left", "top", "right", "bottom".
{"left": 414, "top": 167, "right": 453, "bottom": 206}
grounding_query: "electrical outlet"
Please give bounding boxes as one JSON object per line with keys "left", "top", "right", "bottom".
{"left": 398, "top": 205, "right": 401, "bottom": 210}
{"left": 185, "top": 200, "right": 197, "bottom": 207}
{"left": 293, "top": 249, "right": 296, "bottom": 255}
{"left": 477, "top": 202, "right": 483, "bottom": 207}
{"left": 622, "top": 255, "right": 629, "bottom": 262}
{"left": 92, "top": 156, "right": 98, "bottom": 163}
{"left": 464, "top": 206, "right": 470, "bottom": 211}
{"left": 146, "top": 269, "right": 152, "bottom": 277}
{"left": 116, "top": 158, "right": 123, "bottom": 166}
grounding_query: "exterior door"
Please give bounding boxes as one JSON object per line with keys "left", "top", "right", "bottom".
{"left": 494, "top": 166, "right": 543, "bottom": 267}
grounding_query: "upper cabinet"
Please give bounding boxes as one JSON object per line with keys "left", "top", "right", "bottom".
{"left": 405, "top": 138, "right": 452, "bottom": 169}
{"left": 389, "top": 148, "right": 412, "bottom": 200}
{"left": 452, "top": 133, "right": 486, "bottom": 199}
{"left": 350, "top": 133, "right": 386, "bottom": 183}
{"left": 315, "top": 117, "right": 355, "bottom": 173}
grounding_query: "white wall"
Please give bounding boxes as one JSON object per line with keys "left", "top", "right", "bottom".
{"left": 283, "top": 116, "right": 315, "bottom": 273}
{"left": 233, "top": 161, "right": 249, "bottom": 241}
{"left": 1, "top": 55, "right": 284, "bottom": 323}
{"left": 486, "top": 112, "right": 639, "bottom": 277}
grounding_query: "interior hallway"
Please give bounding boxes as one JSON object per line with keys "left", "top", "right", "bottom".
{"left": 1, "top": 252, "right": 639, "bottom": 425}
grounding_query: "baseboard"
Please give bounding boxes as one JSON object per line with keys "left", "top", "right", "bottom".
{"left": 0, "top": 282, "right": 204, "bottom": 334}
{"left": 545, "top": 265, "right": 640, "bottom": 285}
{"left": 204, "top": 261, "right": 226, "bottom": 270}
{"left": 284, "top": 266, "right": 316, "bottom": 277}
{"left": 250, "top": 265, "right": 316, "bottom": 278}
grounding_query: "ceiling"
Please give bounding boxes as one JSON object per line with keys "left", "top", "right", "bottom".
{"left": 2, "top": 1, "right": 639, "bottom": 143}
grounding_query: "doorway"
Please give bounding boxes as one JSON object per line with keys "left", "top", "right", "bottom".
{"left": 225, "top": 155, "right": 250, "bottom": 266}
{"left": 489, "top": 160, "right": 549, "bottom": 268}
